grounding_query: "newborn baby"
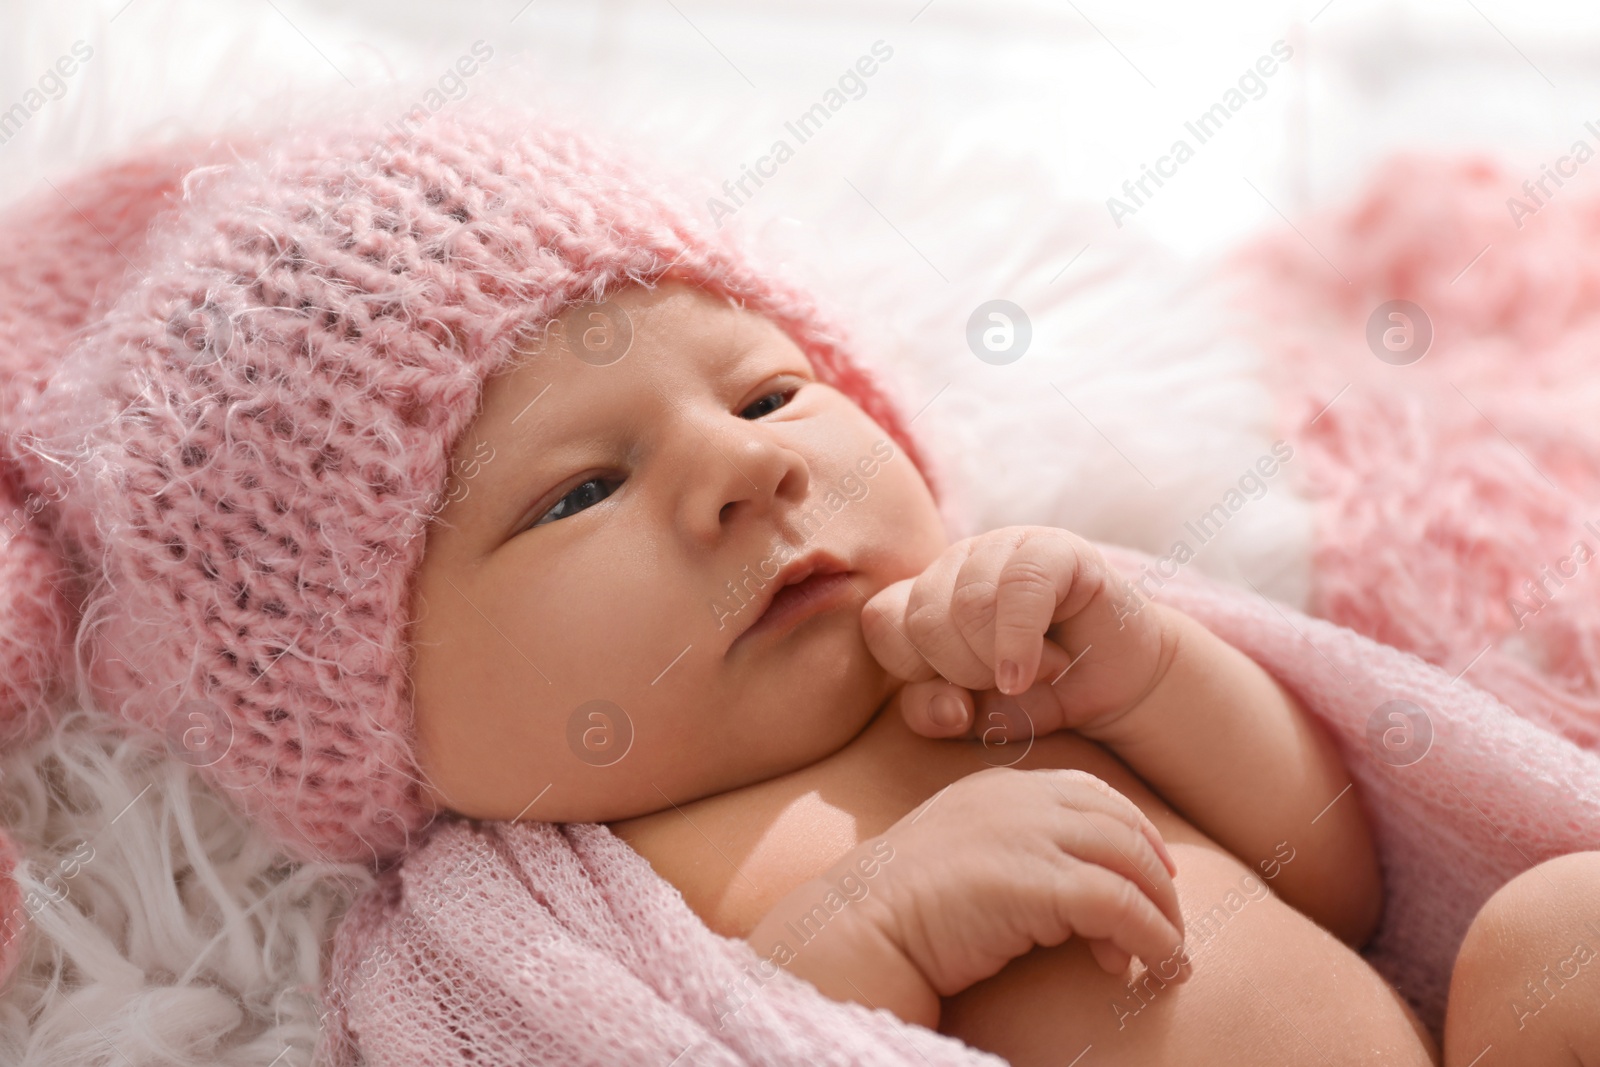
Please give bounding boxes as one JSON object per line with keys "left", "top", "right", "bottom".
{"left": 402, "top": 279, "right": 1589, "bottom": 1066}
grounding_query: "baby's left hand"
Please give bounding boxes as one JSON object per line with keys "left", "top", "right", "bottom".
{"left": 861, "top": 526, "right": 1172, "bottom": 742}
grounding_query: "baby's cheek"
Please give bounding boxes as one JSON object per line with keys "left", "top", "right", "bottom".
{"left": 854, "top": 469, "right": 946, "bottom": 577}
{"left": 825, "top": 457, "right": 934, "bottom": 572}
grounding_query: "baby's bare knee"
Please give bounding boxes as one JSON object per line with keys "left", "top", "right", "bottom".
{"left": 1445, "top": 852, "right": 1600, "bottom": 1067}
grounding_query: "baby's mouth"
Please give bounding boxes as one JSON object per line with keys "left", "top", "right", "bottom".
{"left": 731, "top": 552, "right": 854, "bottom": 649}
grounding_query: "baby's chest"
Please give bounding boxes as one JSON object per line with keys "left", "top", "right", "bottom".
{"left": 608, "top": 715, "right": 1220, "bottom": 941}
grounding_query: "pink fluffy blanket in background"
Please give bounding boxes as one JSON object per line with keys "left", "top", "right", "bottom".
{"left": 1233, "top": 153, "right": 1600, "bottom": 754}
{"left": 320, "top": 156, "right": 1600, "bottom": 1064}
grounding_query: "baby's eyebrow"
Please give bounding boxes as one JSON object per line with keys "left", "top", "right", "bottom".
{"left": 485, "top": 410, "right": 591, "bottom": 475}
{"left": 481, "top": 323, "right": 776, "bottom": 457}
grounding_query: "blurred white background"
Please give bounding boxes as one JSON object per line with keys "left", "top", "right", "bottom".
{"left": 5, "top": 0, "right": 1599, "bottom": 262}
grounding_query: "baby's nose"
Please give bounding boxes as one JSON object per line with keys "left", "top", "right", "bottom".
{"left": 676, "top": 419, "right": 809, "bottom": 540}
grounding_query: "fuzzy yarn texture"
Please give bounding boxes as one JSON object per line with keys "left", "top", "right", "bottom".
{"left": 320, "top": 539, "right": 1600, "bottom": 1064}
{"left": 10, "top": 101, "right": 934, "bottom": 875}
{"left": 0, "top": 707, "right": 377, "bottom": 1067}
{"left": 0, "top": 147, "right": 197, "bottom": 989}
{"left": 1228, "top": 154, "right": 1600, "bottom": 750}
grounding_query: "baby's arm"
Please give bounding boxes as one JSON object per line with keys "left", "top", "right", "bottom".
{"left": 1075, "top": 600, "right": 1381, "bottom": 946}
{"left": 863, "top": 527, "right": 1381, "bottom": 949}
{"left": 743, "top": 768, "right": 1189, "bottom": 1031}
{"left": 745, "top": 860, "right": 939, "bottom": 1028}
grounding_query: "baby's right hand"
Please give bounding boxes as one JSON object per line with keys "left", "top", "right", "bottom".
{"left": 857, "top": 767, "right": 1190, "bottom": 1000}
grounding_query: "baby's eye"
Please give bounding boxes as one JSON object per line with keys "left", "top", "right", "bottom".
{"left": 531, "top": 477, "right": 618, "bottom": 528}
{"left": 741, "top": 386, "right": 798, "bottom": 420}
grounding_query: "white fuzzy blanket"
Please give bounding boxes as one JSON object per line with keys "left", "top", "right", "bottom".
{"left": 0, "top": 0, "right": 1328, "bottom": 1062}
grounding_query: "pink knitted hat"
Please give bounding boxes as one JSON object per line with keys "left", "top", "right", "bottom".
{"left": 0, "top": 150, "right": 193, "bottom": 984}
{"left": 3, "top": 101, "right": 938, "bottom": 871}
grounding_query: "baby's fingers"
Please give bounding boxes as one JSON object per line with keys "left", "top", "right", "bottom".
{"left": 1039, "top": 769, "right": 1179, "bottom": 886}
{"left": 992, "top": 534, "right": 1094, "bottom": 700}
{"left": 861, "top": 579, "right": 939, "bottom": 683}
{"left": 1054, "top": 805, "right": 1186, "bottom": 943}
{"left": 1087, "top": 938, "right": 1132, "bottom": 977}
{"left": 1055, "top": 863, "right": 1190, "bottom": 983}
{"left": 899, "top": 679, "right": 974, "bottom": 736}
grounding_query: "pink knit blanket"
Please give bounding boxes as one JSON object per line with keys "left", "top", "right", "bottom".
{"left": 319, "top": 539, "right": 1600, "bottom": 1065}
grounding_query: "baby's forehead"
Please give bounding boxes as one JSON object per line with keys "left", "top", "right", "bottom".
{"left": 565, "top": 282, "right": 771, "bottom": 344}
{"left": 516, "top": 283, "right": 795, "bottom": 375}
{"left": 471, "top": 283, "right": 807, "bottom": 438}
{"left": 482, "top": 291, "right": 657, "bottom": 384}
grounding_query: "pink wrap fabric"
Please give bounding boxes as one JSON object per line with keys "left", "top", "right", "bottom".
{"left": 320, "top": 539, "right": 1600, "bottom": 1065}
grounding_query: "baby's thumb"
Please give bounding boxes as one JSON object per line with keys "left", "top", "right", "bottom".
{"left": 899, "top": 679, "right": 975, "bottom": 737}
{"left": 860, "top": 579, "right": 933, "bottom": 684}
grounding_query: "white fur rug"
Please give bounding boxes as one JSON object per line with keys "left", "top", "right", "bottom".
{"left": 0, "top": 1, "right": 1317, "bottom": 1062}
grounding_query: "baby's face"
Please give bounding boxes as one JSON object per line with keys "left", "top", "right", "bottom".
{"left": 408, "top": 282, "right": 948, "bottom": 823}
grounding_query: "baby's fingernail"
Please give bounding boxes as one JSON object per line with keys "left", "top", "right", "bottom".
{"left": 930, "top": 693, "right": 966, "bottom": 729}
{"left": 998, "top": 660, "right": 1023, "bottom": 694}
{"left": 1153, "top": 834, "right": 1177, "bottom": 876}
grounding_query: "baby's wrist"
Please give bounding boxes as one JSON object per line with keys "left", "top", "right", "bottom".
{"left": 1071, "top": 601, "right": 1190, "bottom": 746}
{"left": 744, "top": 846, "right": 939, "bottom": 1029}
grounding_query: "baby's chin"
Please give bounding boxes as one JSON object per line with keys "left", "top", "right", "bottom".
{"left": 474, "top": 620, "right": 907, "bottom": 825}
{"left": 741, "top": 657, "right": 900, "bottom": 775}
